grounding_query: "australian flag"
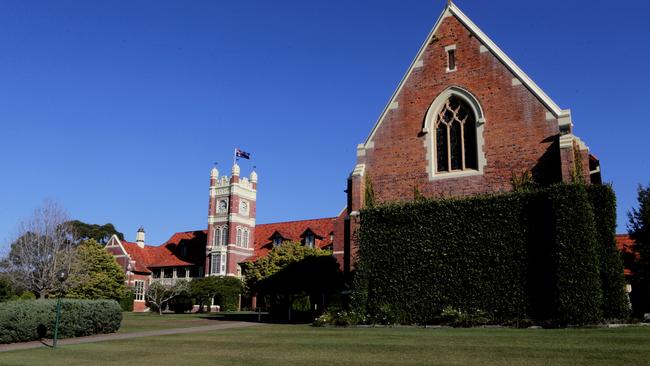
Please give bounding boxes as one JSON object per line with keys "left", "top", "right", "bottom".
{"left": 235, "top": 148, "right": 251, "bottom": 160}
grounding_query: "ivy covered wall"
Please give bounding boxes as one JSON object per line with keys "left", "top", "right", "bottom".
{"left": 353, "top": 184, "right": 628, "bottom": 325}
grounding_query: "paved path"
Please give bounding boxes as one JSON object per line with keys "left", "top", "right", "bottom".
{"left": 0, "top": 321, "right": 264, "bottom": 353}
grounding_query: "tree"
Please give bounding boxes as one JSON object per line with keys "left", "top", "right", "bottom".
{"left": 1, "top": 200, "right": 75, "bottom": 298}
{"left": 0, "top": 275, "right": 18, "bottom": 302}
{"left": 67, "top": 220, "right": 124, "bottom": 245}
{"left": 146, "top": 280, "right": 189, "bottom": 315}
{"left": 242, "top": 242, "right": 330, "bottom": 293}
{"left": 629, "top": 183, "right": 650, "bottom": 317}
{"left": 242, "top": 242, "right": 340, "bottom": 319}
{"left": 66, "top": 239, "right": 127, "bottom": 301}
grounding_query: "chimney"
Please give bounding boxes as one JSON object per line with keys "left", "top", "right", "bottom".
{"left": 136, "top": 227, "right": 145, "bottom": 248}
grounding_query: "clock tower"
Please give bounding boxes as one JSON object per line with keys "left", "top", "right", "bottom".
{"left": 206, "top": 163, "right": 257, "bottom": 277}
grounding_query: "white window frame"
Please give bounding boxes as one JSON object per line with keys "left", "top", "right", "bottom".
{"left": 134, "top": 280, "right": 145, "bottom": 302}
{"left": 214, "top": 226, "right": 221, "bottom": 247}
{"left": 305, "top": 233, "right": 315, "bottom": 248}
{"left": 222, "top": 226, "right": 228, "bottom": 246}
{"left": 243, "top": 229, "right": 249, "bottom": 248}
{"left": 210, "top": 252, "right": 226, "bottom": 276}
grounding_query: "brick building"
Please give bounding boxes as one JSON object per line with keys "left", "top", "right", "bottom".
{"left": 106, "top": 164, "right": 340, "bottom": 311}
{"left": 336, "top": 2, "right": 601, "bottom": 273}
{"left": 108, "top": 2, "right": 601, "bottom": 311}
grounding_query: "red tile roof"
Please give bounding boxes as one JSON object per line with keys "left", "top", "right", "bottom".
{"left": 120, "top": 230, "right": 207, "bottom": 272}
{"left": 616, "top": 234, "right": 637, "bottom": 277}
{"left": 616, "top": 234, "right": 635, "bottom": 253}
{"left": 252, "top": 217, "right": 336, "bottom": 260}
{"left": 118, "top": 218, "right": 337, "bottom": 269}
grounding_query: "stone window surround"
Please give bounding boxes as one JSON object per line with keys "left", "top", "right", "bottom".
{"left": 423, "top": 86, "right": 487, "bottom": 181}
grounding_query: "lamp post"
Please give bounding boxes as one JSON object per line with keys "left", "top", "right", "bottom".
{"left": 53, "top": 268, "right": 68, "bottom": 348}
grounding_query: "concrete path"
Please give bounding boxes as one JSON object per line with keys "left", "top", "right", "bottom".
{"left": 0, "top": 321, "right": 264, "bottom": 353}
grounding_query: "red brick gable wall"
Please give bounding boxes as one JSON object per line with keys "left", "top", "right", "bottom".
{"left": 361, "top": 14, "right": 564, "bottom": 203}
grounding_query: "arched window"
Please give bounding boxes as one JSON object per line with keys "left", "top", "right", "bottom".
{"left": 236, "top": 228, "right": 242, "bottom": 247}
{"left": 435, "top": 95, "right": 478, "bottom": 172}
{"left": 213, "top": 227, "right": 221, "bottom": 247}
{"left": 222, "top": 226, "right": 228, "bottom": 246}
{"left": 242, "top": 229, "right": 249, "bottom": 248}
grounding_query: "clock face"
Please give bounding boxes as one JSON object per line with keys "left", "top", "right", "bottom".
{"left": 240, "top": 201, "right": 249, "bottom": 215}
{"left": 218, "top": 200, "right": 227, "bottom": 212}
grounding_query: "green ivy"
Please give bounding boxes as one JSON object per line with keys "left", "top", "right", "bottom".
{"left": 587, "top": 185, "right": 630, "bottom": 319}
{"left": 354, "top": 184, "right": 623, "bottom": 326}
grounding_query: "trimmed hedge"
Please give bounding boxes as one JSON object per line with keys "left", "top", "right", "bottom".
{"left": 547, "top": 184, "right": 602, "bottom": 324}
{"left": 0, "top": 299, "right": 122, "bottom": 344}
{"left": 354, "top": 184, "right": 625, "bottom": 325}
{"left": 587, "top": 185, "right": 630, "bottom": 319}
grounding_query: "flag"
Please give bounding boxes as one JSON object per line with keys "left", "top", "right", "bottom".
{"left": 235, "top": 148, "right": 251, "bottom": 160}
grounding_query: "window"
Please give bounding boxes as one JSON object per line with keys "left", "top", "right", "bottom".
{"left": 435, "top": 95, "right": 478, "bottom": 173}
{"left": 273, "top": 236, "right": 283, "bottom": 246}
{"left": 180, "top": 244, "right": 187, "bottom": 257}
{"left": 222, "top": 226, "right": 228, "bottom": 246}
{"left": 445, "top": 45, "right": 457, "bottom": 72}
{"left": 134, "top": 280, "right": 145, "bottom": 301}
{"left": 163, "top": 268, "right": 173, "bottom": 278}
{"left": 214, "top": 227, "right": 221, "bottom": 247}
{"left": 447, "top": 49, "right": 456, "bottom": 70}
{"left": 177, "top": 267, "right": 187, "bottom": 278}
{"left": 236, "top": 228, "right": 242, "bottom": 246}
{"left": 242, "top": 229, "right": 249, "bottom": 248}
{"left": 211, "top": 253, "right": 226, "bottom": 275}
{"left": 305, "top": 233, "right": 315, "bottom": 248}
{"left": 151, "top": 269, "right": 160, "bottom": 278}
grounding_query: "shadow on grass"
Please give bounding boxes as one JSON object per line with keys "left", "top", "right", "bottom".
{"left": 193, "top": 311, "right": 271, "bottom": 323}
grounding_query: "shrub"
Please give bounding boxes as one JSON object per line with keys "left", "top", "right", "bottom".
{"left": 119, "top": 288, "right": 135, "bottom": 312}
{"left": 0, "top": 299, "right": 122, "bottom": 344}
{"left": 169, "top": 294, "right": 194, "bottom": 314}
{"left": 439, "top": 306, "right": 492, "bottom": 327}
{"left": 19, "top": 291, "right": 36, "bottom": 301}
{"left": 313, "top": 308, "right": 365, "bottom": 327}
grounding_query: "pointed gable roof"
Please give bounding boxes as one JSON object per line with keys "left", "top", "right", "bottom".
{"left": 364, "top": 2, "right": 572, "bottom": 147}
{"left": 113, "top": 230, "right": 207, "bottom": 272}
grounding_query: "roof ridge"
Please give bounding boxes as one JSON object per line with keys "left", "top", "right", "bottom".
{"left": 257, "top": 217, "right": 336, "bottom": 226}
{"left": 363, "top": 2, "right": 570, "bottom": 147}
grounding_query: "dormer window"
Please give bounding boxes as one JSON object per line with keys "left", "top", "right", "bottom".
{"left": 305, "top": 233, "right": 315, "bottom": 248}
{"left": 273, "top": 236, "right": 283, "bottom": 246}
{"left": 180, "top": 244, "right": 187, "bottom": 257}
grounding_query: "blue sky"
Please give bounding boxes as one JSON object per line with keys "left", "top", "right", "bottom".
{"left": 1, "top": 0, "right": 649, "bottom": 247}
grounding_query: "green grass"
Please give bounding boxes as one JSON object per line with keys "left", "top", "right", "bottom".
{"left": 117, "top": 312, "right": 218, "bottom": 333}
{"left": 118, "top": 311, "right": 266, "bottom": 333}
{"left": 3, "top": 322, "right": 650, "bottom": 365}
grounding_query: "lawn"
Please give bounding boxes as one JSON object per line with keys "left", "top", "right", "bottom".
{"left": 2, "top": 315, "right": 650, "bottom": 366}
{"left": 118, "top": 311, "right": 267, "bottom": 333}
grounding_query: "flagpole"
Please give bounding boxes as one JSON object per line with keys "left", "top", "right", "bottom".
{"left": 233, "top": 148, "right": 237, "bottom": 167}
